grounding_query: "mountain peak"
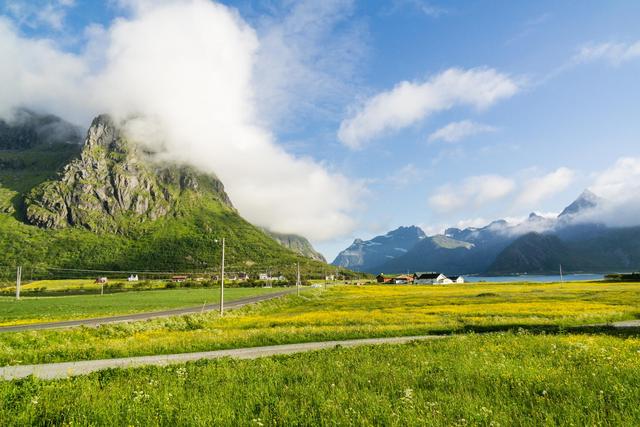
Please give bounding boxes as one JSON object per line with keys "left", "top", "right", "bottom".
{"left": 559, "top": 189, "right": 601, "bottom": 217}
{"left": 387, "top": 225, "right": 426, "bottom": 238}
{"left": 24, "top": 114, "right": 233, "bottom": 231}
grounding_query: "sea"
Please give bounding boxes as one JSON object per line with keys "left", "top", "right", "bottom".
{"left": 464, "top": 274, "right": 604, "bottom": 283}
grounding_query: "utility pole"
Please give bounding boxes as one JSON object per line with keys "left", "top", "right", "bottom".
{"left": 559, "top": 264, "right": 564, "bottom": 284}
{"left": 220, "top": 237, "right": 225, "bottom": 316}
{"left": 296, "top": 262, "right": 301, "bottom": 296}
{"left": 16, "top": 266, "right": 22, "bottom": 300}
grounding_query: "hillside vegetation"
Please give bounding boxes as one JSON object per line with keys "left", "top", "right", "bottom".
{"left": 0, "top": 113, "right": 330, "bottom": 275}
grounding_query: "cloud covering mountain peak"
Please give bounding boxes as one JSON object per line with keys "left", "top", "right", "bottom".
{"left": 0, "top": 0, "right": 361, "bottom": 241}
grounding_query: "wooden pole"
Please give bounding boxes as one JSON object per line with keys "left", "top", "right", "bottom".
{"left": 220, "top": 237, "right": 225, "bottom": 316}
{"left": 16, "top": 266, "right": 21, "bottom": 300}
{"left": 296, "top": 262, "right": 300, "bottom": 296}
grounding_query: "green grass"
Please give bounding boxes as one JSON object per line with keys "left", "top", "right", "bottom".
{"left": 1, "top": 282, "right": 639, "bottom": 366}
{"left": 0, "top": 287, "right": 285, "bottom": 326}
{"left": 1, "top": 332, "right": 639, "bottom": 426}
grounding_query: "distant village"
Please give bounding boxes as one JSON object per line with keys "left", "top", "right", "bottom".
{"left": 376, "top": 272, "right": 465, "bottom": 285}
{"left": 94, "top": 272, "right": 340, "bottom": 285}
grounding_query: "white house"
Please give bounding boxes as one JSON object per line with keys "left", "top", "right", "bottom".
{"left": 435, "top": 274, "right": 453, "bottom": 285}
{"left": 127, "top": 274, "right": 139, "bottom": 282}
{"left": 413, "top": 272, "right": 440, "bottom": 284}
{"left": 414, "top": 272, "right": 461, "bottom": 285}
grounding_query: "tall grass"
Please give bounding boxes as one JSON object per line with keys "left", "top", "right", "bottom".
{"left": 1, "top": 332, "right": 639, "bottom": 426}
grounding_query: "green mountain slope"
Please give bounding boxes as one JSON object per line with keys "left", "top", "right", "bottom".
{"left": 0, "top": 113, "right": 329, "bottom": 275}
{"left": 487, "top": 233, "right": 578, "bottom": 274}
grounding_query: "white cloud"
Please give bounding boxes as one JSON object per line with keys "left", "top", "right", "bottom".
{"left": 338, "top": 67, "right": 519, "bottom": 149}
{"left": 574, "top": 40, "right": 640, "bottom": 66}
{"left": 573, "top": 157, "right": 640, "bottom": 228}
{"left": 515, "top": 167, "right": 575, "bottom": 206}
{"left": 429, "top": 174, "right": 515, "bottom": 213}
{"left": 454, "top": 217, "right": 491, "bottom": 230}
{"left": 3, "top": 0, "right": 75, "bottom": 30}
{"left": 252, "top": 0, "right": 366, "bottom": 132}
{"left": 591, "top": 157, "right": 640, "bottom": 200}
{"left": 385, "top": 0, "right": 448, "bottom": 18}
{"left": 0, "top": 0, "right": 362, "bottom": 241}
{"left": 427, "top": 120, "right": 496, "bottom": 143}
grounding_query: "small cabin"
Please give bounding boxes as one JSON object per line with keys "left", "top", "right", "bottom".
{"left": 393, "top": 274, "right": 415, "bottom": 284}
{"left": 95, "top": 277, "right": 108, "bottom": 284}
{"left": 171, "top": 275, "right": 188, "bottom": 283}
{"left": 376, "top": 274, "right": 395, "bottom": 284}
{"left": 127, "top": 274, "right": 139, "bottom": 282}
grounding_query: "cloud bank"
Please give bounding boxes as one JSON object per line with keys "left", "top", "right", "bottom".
{"left": 0, "top": 0, "right": 362, "bottom": 241}
{"left": 515, "top": 167, "right": 575, "bottom": 206}
{"left": 429, "top": 174, "right": 515, "bottom": 212}
{"left": 338, "top": 67, "right": 519, "bottom": 149}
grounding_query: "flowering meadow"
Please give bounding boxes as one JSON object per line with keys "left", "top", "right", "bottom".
{"left": 1, "top": 282, "right": 639, "bottom": 365}
{"left": 1, "top": 332, "right": 639, "bottom": 425}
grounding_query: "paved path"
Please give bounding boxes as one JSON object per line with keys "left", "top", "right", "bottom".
{"left": 607, "top": 319, "right": 640, "bottom": 328}
{"left": 0, "top": 335, "right": 444, "bottom": 380}
{"left": 0, "top": 290, "right": 294, "bottom": 333}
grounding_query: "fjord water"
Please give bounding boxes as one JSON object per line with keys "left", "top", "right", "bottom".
{"left": 465, "top": 274, "right": 604, "bottom": 283}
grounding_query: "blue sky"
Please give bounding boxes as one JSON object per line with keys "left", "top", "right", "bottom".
{"left": 2, "top": 0, "right": 640, "bottom": 260}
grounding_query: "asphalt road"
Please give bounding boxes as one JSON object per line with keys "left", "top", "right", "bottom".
{"left": 0, "top": 335, "right": 445, "bottom": 380}
{"left": 0, "top": 289, "right": 294, "bottom": 333}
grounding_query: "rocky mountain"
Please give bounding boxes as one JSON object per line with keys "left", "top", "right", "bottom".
{"left": 558, "top": 189, "right": 601, "bottom": 218}
{"left": 25, "top": 115, "right": 232, "bottom": 232}
{"left": 0, "top": 112, "right": 328, "bottom": 273}
{"left": 331, "top": 226, "right": 426, "bottom": 272}
{"left": 0, "top": 109, "right": 82, "bottom": 150}
{"left": 335, "top": 190, "right": 640, "bottom": 275}
{"left": 263, "top": 229, "right": 326, "bottom": 262}
{"left": 376, "top": 234, "right": 480, "bottom": 275}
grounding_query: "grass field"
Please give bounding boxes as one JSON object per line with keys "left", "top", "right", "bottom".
{"left": 16, "top": 278, "right": 171, "bottom": 292}
{"left": 0, "top": 287, "right": 285, "bottom": 326}
{"left": 1, "top": 282, "right": 639, "bottom": 365}
{"left": 2, "top": 332, "right": 639, "bottom": 425}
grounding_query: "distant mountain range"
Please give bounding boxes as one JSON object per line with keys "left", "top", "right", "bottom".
{"left": 332, "top": 190, "right": 640, "bottom": 275}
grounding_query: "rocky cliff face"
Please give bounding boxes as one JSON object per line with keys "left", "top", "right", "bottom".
{"left": 263, "top": 229, "right": 327, "bottom": 262}
{"left": 24, "top": 114, "right": 233, "bottom": 233}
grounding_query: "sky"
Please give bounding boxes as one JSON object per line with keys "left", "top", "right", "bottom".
{"left": 1, "top": 0, "right": 640, "bottom": 261}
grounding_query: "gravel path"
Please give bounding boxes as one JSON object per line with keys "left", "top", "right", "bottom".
{"left": 0, "top": 290, "right": 294, "bottom": 333}
{"left": 0, "top": 335, "right": 444, "bottom": 380}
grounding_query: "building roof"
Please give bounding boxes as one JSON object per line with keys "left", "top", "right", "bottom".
{"left": 414, "top": 272, "right": 440, "bottom": 279}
